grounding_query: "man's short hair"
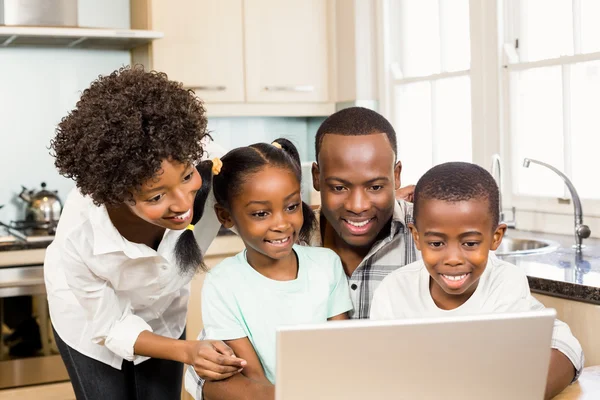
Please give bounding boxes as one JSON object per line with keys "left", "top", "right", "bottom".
{"left": 413, "top": 162, "right": 500, "bottom": 228}
{"left": 315, "top": 107, "right": 397, "bottom": 160}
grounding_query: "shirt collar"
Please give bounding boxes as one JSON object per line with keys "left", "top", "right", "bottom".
{"left": 308, "top": 200, "right": 413, "bottom": 247}
{"left": 88, "top": 202, "right": 178, "bottom": 259}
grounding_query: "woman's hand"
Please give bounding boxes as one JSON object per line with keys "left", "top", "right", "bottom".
{"left": 186, "top": 339, "right": 248, "bottom": 381}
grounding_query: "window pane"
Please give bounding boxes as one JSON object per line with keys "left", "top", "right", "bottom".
{"left": 433, "top": 76, "right": 472, "bottom": 164}
{"left": 397, "top": 0, "right": 440, "bottom": 77}
{"left": 519, "top": 0, "right": 573, "bottom": 61}
{"left": 570, "top": 61, "right": 600, "bottom": 199}
{"left": 511, "top": 67, "right": 565, "bottom": 197}
{"left": 439, "top": 0, "right": 470, "bottom": 72}
{"left": 580, "top": 0, "right": 600, "bottom": 54}
{"left": 393, "top": 82, "right": 432, "bottom": 185}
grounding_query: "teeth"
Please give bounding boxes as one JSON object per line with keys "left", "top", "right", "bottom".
{"left": 268, "top": 237, "right": 290, "bottom": 244}
{"left": 442, "top": 274, "right": 468, "bottom": 281}
{"left": 346, "top": 219, "right": 371, "bottom": 227}
{"left": 172, "top": 209, "right": 191, "bottom": 221}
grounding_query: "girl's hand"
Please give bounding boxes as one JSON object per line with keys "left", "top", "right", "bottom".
{"left": 187, "top": 340, "right": 247, "bottom": 381}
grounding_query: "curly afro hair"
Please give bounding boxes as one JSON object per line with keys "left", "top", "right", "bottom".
{"left": 50, "top": 65, "right": 209, "bottom": 206}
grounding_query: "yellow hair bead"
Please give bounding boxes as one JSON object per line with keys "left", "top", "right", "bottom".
{"left": 271, "top": 141, "right": 282, "bottom": 149}
{"left": 212, "top": 157, "right": 223, "bottom": 175}
{"left": 186, "top": 224, "right": 194, "bottom": 231}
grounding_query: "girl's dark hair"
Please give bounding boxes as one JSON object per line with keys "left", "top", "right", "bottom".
{"left": 210, "top": 138, "right": 316, "bottom": 243}
{"left": 174, "top": 160, "right": 214, "bottom": 274}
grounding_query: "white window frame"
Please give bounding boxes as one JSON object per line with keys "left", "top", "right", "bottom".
{"left": 377, "top": 0, "right": 600, "bottom": 236}
{"left": 501, "top": 0, "right": 600, "bottom": 219}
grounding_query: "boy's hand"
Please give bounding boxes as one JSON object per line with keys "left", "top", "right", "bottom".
{"left": 187, "top": 340, "right": 247, "bottom": 381}
{"left": 396, "top": 185, "right": 416, "bottom": 203}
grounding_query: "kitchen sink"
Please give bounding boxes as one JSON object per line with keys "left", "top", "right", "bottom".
{"left": 495, "top": 237, "right": 560, "bottom": 256}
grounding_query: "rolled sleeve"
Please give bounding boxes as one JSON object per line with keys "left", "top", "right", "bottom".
{"left": 103, "top": 313, "right": 153, "bottom": 362}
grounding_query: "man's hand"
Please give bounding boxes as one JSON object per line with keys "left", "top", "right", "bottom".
{"left": 396, "top": 184, "right": 415, "bottom": 202}
{"left": 186, "top": 340, "right": 247, "bottom": 381}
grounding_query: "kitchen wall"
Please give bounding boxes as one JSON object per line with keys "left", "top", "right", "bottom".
{"left": 0, "top": 0, "right": 131, "bottom": 223}
{"left": 0, "top": 0, "right": 325, "bottom": 223}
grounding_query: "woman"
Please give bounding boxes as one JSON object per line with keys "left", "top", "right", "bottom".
{"left": 44, "top": 66, "right": 246, "bottom": 399}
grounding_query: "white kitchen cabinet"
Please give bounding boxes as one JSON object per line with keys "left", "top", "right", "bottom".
{"left": 132, "top": 0, "right": 333, "bottom": 114}
{"left": 133, "top": 0, "right": 245, "bottom": 103}
{"left": 243, "top": 0, "right": 330, "bottom": 103}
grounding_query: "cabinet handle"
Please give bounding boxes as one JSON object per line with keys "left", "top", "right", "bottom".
{"left": 187, "top": 86, "right": 227, "bottom": 91}
{"left": 264, "top": 85, "right": 315, "bottom": 92}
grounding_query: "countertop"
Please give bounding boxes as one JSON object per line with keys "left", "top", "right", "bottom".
{"left": 498, "top": 230, "right": 600, "bottom": 306}
{"left": 0, "top": 226, "right": 236, "bottom": 253}
{"left": 3, "top": 227, "right": 600, "bottom": 305}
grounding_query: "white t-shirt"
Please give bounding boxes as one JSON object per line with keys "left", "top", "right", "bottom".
{"left": 201, "top": 245, "right": 353, "bottom": 384}
{"left": 370, "top": 255, "right": 584, "bottom": 378}
{"left": 45, "top": 143, "right": 224, "bottom": 369}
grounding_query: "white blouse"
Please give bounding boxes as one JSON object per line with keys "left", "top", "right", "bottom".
{"left": 45, "top": 180, "right": 221, "bottom": 369}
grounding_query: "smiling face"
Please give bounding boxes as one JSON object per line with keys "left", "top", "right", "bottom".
{"left": 127, "top": 158, "right": 201, "bottom": 230}
{"left": 312, "top": 133, "right": 401, "bottom": 250}
{"left": 216, "top": 166, "right": 304, "bottom": 267}
{"left": 410, "top": 198, "right": 506, "bottom": 310}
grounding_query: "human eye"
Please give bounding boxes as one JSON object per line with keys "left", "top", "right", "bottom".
{"left": 183, "top": 169, "right": 194, "bottom": 182}
{"left": 146, "top": 193, "right": 164, "bottom": 203}
{"left": 286, "top": 203, "right": 300, "bottom": 212}
{"left": 251, "top": 210, "right": 269, "bottom": 218}
{"left": 427, "top": 241, "right": 444, "bottom": 248}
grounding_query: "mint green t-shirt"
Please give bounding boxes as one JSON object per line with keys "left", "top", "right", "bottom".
{"left": 201, "top": 244, "right": 353, "bottom": 384}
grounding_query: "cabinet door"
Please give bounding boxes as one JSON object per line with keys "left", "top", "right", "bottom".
{"left": 243, "top": 0, "right": 329, "bottom": 103}
{"left": 150, "top": 0, "right": 245, "bottom": 102}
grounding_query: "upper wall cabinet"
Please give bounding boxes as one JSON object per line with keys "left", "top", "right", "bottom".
{"left": 132, "top": 0, "right": 333, "bottom": 114}
{"left": 144, "top": 0, "right": 245, "bottom": 103}
{"left": 243, "top": 0, "right": 329, "bottom": 103}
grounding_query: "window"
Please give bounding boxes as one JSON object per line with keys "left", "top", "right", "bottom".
{"left": 505, "top": 0, "right": 600, "bottom": 201}
{"left": 379, "top": 0, "right": 472, "bottom": 185}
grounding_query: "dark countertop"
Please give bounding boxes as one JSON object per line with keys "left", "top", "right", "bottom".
{"left": 498, "top": 230, "right": 600, "bottom": 306}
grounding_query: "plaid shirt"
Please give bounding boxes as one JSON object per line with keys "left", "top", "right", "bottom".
{"left": 184, "top": 200, "right": 417, "bottom": 398}
{"left": 308, "top": 199, "right": 417, "bottom": 319}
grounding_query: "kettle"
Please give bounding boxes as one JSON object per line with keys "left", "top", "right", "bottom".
{"left": 18, "top": 182, "right": 63, "bottom": 233}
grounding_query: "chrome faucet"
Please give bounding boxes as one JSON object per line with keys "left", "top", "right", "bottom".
{"left": 491, "top": 154, "right": 516, "bottom": 228}
{"left": 523, "top": 158, "right": 591, "bottom": 250}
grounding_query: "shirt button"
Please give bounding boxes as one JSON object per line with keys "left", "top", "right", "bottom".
{"left": 350, "top": 284, "right": 358, "bottom": 290}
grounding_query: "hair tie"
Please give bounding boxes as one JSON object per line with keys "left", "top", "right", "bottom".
{"left": 271, "top": 141, "right": 282, "bottom": 149}
{"left": 211, "top": 157, "right": 223, "bottom": 175}
{"left": 186, "top": 224, "right": 194, "bottom": 231}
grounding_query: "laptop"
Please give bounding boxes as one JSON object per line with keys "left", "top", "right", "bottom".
{"left": 276, "top": 309, "right": 556, "bottom": 400}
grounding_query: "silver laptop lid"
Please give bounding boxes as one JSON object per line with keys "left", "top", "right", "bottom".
{"left": 276, "top": 309, "right": 556, "bottom": 400}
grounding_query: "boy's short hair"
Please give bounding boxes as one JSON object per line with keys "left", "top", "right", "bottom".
{"left": 50, "top": 65, "right": 208, "bottom": 206}
{"left": 314, "top": 107, "right": 397, "bottom": 160}
{"left": 413, "top": 162, "right": 500, "bottom": 228}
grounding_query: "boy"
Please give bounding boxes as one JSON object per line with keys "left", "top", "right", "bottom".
{"left": 370, "top": 161, "right": 583, "bottom": 399}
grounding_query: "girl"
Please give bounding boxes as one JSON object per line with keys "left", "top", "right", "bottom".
{"left": 199, "top": 138, "right": 353, "bottom": 393}
{"left": 45, "top": 66, "right": 245, "bottom": 399}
